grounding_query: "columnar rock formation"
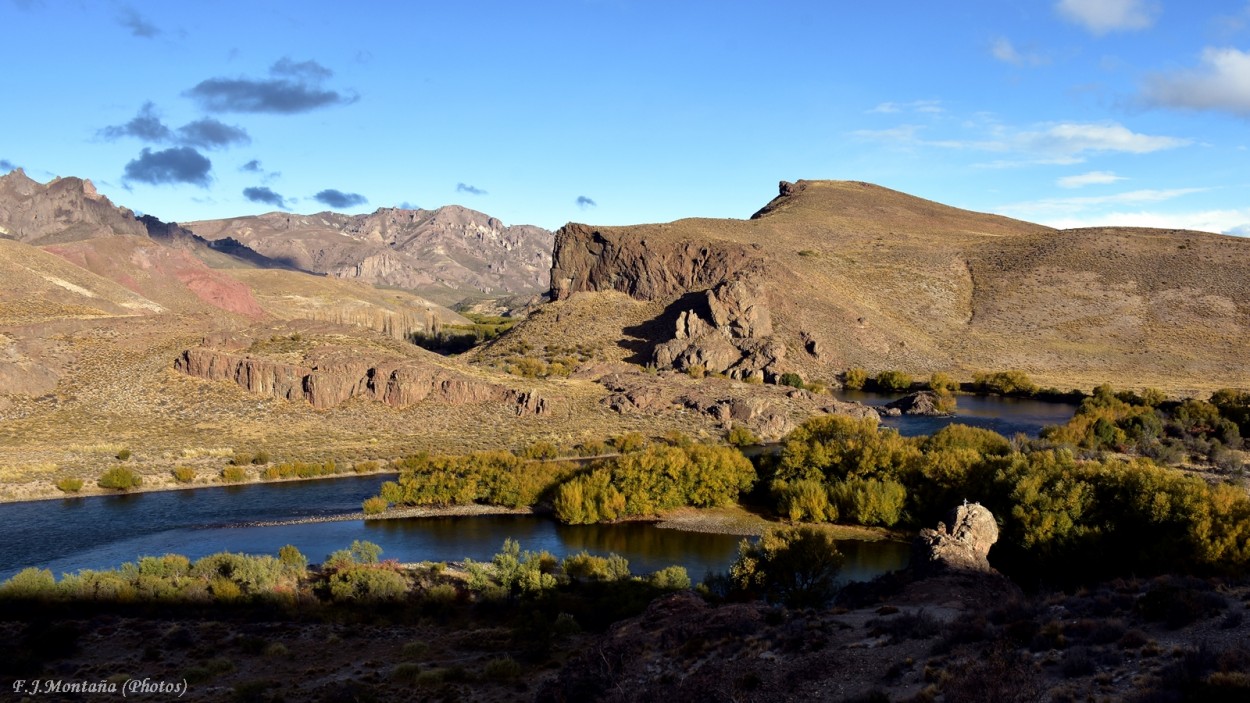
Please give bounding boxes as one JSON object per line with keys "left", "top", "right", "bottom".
{"left": 174, "top": 347, "right": 547, "bottom": 415}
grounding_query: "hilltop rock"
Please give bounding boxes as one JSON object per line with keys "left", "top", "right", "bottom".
{"left": 913, "top": 503, "right": 1000, "bottom": 575}
{"left": 550, "top": 222, "right": 767, "bottom": 302}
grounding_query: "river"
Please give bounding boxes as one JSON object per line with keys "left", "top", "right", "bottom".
{"left": 0, "top": 475, "right": 909, "bottom": 583}
{"left": 0, "top": 393, "right": 1075, "bottom": 584}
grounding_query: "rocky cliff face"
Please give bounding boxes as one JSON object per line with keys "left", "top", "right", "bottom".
{"left": 185, "top": 205, "right": 553, "bottom": 303}
{"left": 550, "top": 223, "right": 766, "bottom": 302}
{"left": 174, "top": 346, "right": 547, "bottom": 414}
{"left": 0, "top": 169, "right": 148, "bottom": 244}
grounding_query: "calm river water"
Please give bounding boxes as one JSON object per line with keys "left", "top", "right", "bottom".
{"left": 0, "top": 475, "right": 909, "bottom": 582}
{"left": 0, "top": 394, "right": 1073, "bottom": 583}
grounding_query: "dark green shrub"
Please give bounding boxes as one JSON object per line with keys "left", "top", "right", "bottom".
{"left": 779, "top": 372, "right": 804, "bottom": 388}
{"left": 729, "top": 526, "right": 844, "bottom": 608}
{"left": 98, "top": 466, "right": 142, "bottom": 491}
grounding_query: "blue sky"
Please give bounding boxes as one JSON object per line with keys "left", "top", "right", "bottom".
{"left": 2, "top": 0, "right": 1249, "bottom": 234}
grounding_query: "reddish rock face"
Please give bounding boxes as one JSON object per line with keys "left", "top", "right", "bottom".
{"left": 173, "top": 347, "right": 547, "bottom": 415}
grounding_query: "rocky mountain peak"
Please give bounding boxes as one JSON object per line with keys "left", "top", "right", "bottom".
{"left": 0, "top": 171, "right": 146, "bottom": 244}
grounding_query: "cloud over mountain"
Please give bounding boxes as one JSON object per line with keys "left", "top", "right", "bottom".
{"left": 457, "top": 183, "right": 487, "bottom": 195}
{"left": 243, "top": 186, "right": 288, "bottom": 209}
{"left": 123, "top": 147, "right": 212, "bottom": 187}
{"left": 100, "top": 104, "right": 249, "bottom": 150}
{"left": 576, "top": 196, "right": 596, "bottom": 208}
{"left": 314, "top": 189, "right": 367, "bottom": 208}
{"left": 185, "top": 58, "right": 356, "bottom": 114}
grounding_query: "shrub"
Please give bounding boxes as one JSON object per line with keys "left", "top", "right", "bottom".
{"left": 829, "top": 478, "right": 908, "bottom": 527}
{"left": 972, "top": 370, "right": 1037, "bottom": 396}
{"left": 779, "top": 372, "right": 804, "bottom": 388}
{"left": 354, "top": 460, "right": 381, "bottom": 474}
{"left": 686, "top": 364, "right": 706, "bottom": 379}
{"left": 277, "top": 545, "right": 307, "bottom": 570}
{"left": 518, "top": 441, "right": 559, "bottom": 460}
{"left": 362, "top": 496, "right": 389, "bottom": 515}
{"left": 55, "top": 478, "right": 83, "bottom": 493}
{"left": 874, "top": 370, "right": 913, "bottom": 392}
{"left": 250, "top": 450, "right": 271, "bottom": 465}
{"left": 843, "top": 367, "right": 868, "bottom": 390}
{"left": 611, "top": 432, "right": 648, "bottom": 453}
{"left": 648, "top": 565, "right": 691, "bottom": 590}
{"left": 229, "top": 451, "right": 252, "bottom": 466}
{"left": 116, "top": 449, "right": 132, "bottom": 461}
{"left": 328, "top": 566, "right": 408, "bottom": 602}
{"left": 171, "top": 466, "right": 196, "bottom": 483}
{"left": 730, "top": 526, "right": 844, "bottom": 608}
{"left": 928, "top": 372, "right": 959, "bottom": 393}
{"left": 0, "top": 568, "right": 57, "bottom": 599}
{"left": 773, "top": 478, "right": 836, "bottom": 522}
{"left": 482, "top": 657, "right": 522, "bottom": 682}
{"left": 726, "top": 425, "right": 760, "bottom": 448}
{"left": 98, "top": 466, "right": 142, "bottom": 491}
{"left": 221, "top": 466, "right": 247, "bottom": 484}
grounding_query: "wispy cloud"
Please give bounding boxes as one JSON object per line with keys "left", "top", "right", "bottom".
{"left": 240, "top": 159, "right": 263, "bottom": 173}
{"left": 1032, "top": 208, "right": 1250, "bottom": 236}
{"left": 117, "top": 6, "right": 159, "bottom": 38}
{"left": 996, "top": 188, "right": 1207, "bottom": 222}
{"left": 853, "top": 120, "right": 1189, "bottom": 166}
{"left": 1055, "top": 0, "right": 1159, "bottom": 35}
{"left": 575, "top": 195, "right": 597, "bottom": 208}
{"left": 1142, "top": 47, "right": 1250, "bottom": 117}
{"left": 867, "top": 100, "right": 943, "bottom": 115}
{"left": 990, "top": 37, "right": 1048, "bottom": 67}
{"left": 185, "top": 58, "right": 356, "bottom": 114}
{"left": 123, "top": 147, "right": 212, "bottom": 187}
{"left": 456, "top": 182, "right": 487, "bottom": 195}
{"left": 0, "top": 159, "right": 17, "bottom": 172}
{"left": 1056, "top": 171, "right": 1127, "bottom": 188}
{"left": 243, "top": 186, "right": 288, "bottom": 209}
{"left": 314, "top": 189, "right": 367, "bottom": 208}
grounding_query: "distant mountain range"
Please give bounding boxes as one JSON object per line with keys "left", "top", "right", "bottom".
{"left": 183, "top": 206, "right": 553, "bottom": 306}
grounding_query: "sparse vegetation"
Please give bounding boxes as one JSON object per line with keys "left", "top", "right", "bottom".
{"left": 171, "top": 466, "right": 196, "bottom": 483}
{"left": 55, "top": 477, "right": 83, "bottom": 493}
{"left": 97, "top": 466, "right": 141, "bottom": 491}
{"left": 874, "top": 370, "right": 913, "bottom": 392}
{"left": 972, "top": 370, "right": 1038, "bottom": 396}
{"left": 221, "top": 466, "right": 248, "bottom": 484}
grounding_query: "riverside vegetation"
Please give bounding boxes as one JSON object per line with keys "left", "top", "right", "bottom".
{"left": 367, "top": 382, "right": 1250, "bottom": 588}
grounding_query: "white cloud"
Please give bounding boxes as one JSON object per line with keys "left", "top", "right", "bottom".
{"left": 867, "top": 100, "right": 943, "bottom": 114}
{"left": 1022, "top": 122, "right": 1190, "bottom": 156}
{"left": 991, "top": 37, "right": 1047, "bottom": 67}
{"left": 1031, "top": 209, "right": 1250, "bottom": 235}
{"left": 1143, "top": 47, "right": 1250, "bottom": 117}
{"left": 1056, "top": 0, "right": 1159, "bottom": 34}
{"left": 855, "top": 119, "right": 1189, "bottom": 165}
{"left": 999, "top": 188, "right": 1207, "bottom": 217}
{"left": 1056, "top": 171, "right": 1127, "bottom": 188}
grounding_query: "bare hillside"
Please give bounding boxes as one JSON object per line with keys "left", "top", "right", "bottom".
{"left": 545, "top": 180, "right": 1250, "bottom": 393}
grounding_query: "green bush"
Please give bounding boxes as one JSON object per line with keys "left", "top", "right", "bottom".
{"left": 647, "top": 565, "right": 691, "bottom": 590}
{"left": 0, "top": 568, "right": 57, "bottom": 599}
{"left": 874, "top": 370, "right": 913, "bottom": 392}
{"left": 98, "top": 466, "right": 142, "bottom": 491}
{"left": 779, "top": 372, "right": 804, "bottom": 388}
{"left": 277, "top": 545, "right": 307, "bottom": 570}
{"left": 773, "top": 478, "right": 836, "bottom": 522}
{"left": 116, "top": 449, "right": 132, "bottom": 461}
{"left": 327, "top": 566, "right": 408, "bottom": 602}
{"left": 362, "top": 496, "right": 389, "bottom": 515}
{"left": 777, "top": 415, "right": 917, "bottom": 484}
{"left": 730, "top": 526, "right": 844, "bottom": 608}
{"left": 518, "top": 441, "right": 559, "bottom": 460}
{"left": 843, "top": 367, "right": 868, "bottom": 390}
{"left": 828, "top": 478, "right": 908, "bottom": 527}
{"left": 561, "top": 551, "right": 630, "bottom": 582}
{"left": 221, "top": 466, "right": 247, "bottom": 484}
{"left": 171, "top": 466, "right": 196, "bottom": 483}
{"left": 611, "top": 432, "right": 648, "bottom": 453}
{"left": 55, "top": 477, "right": 83, "bottom": 493}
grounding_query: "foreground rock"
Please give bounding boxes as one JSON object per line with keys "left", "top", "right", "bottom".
{"left": 880, "top": 390, "right": 951, "bottom": 417}
{"left": 913, "top": 502, "right": 1000, "bottom": 575}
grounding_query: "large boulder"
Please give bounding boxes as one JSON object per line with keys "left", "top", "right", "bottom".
{"left": 913, "top": 503, "right": 999, "bottom": 575}
{"left": 883, "top": 390, "right": 950, "bottom": 416}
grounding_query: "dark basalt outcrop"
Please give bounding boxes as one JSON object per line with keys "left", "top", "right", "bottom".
{"left": 550, "top": 223, "right": 767, "bottom": 302}
{"left": 881, "top": 390, "right": 950, "bottom": 417}
{"left": 174, "top": 346, "right": 547, "bottom": 415}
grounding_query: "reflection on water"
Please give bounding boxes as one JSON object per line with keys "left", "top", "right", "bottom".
{"left": 0, "top": 478, "right": 910, "bottom": 584}
{"left": 833, "top": 389, "right": 1076, "bottom": 438}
